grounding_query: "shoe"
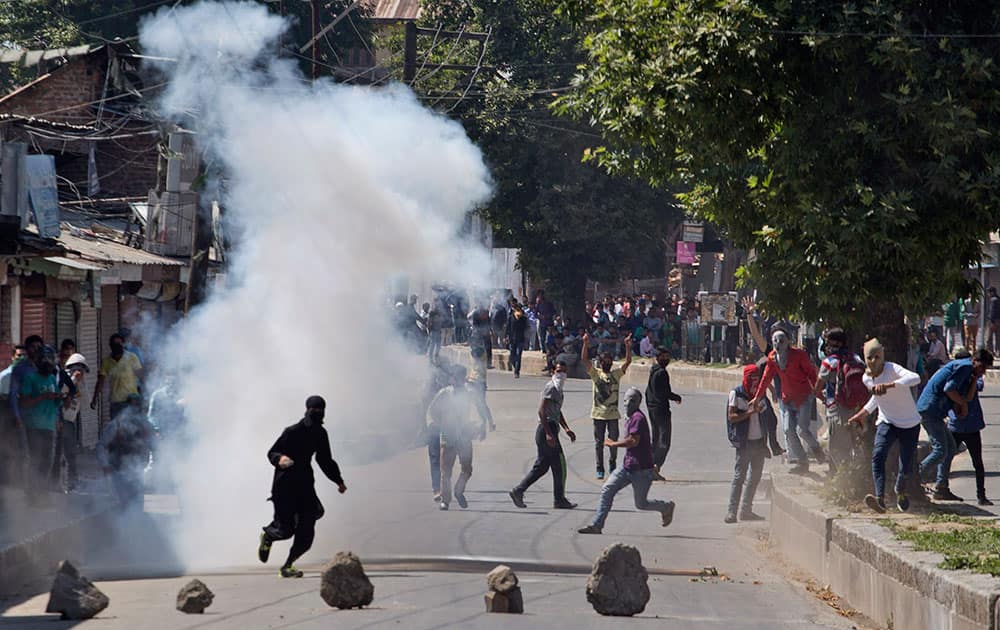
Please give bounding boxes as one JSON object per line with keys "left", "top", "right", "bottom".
{"left": 661, "top": 501, "right": 675, "bottom": 527}
{"left": 258, "top": 533, "right": 272, "bottom": 564}
{"left": 489, "top": 423, "right": 497, "bottom": 432}
{"left": 770, "top": 445, "right": 785, "bottom": 457}
{"left": 456, "top": 493, "right": 468, "bottom": 509}
{"left": 514, "top": 373, "right": 520, "bottom": 378}
{"left": 577, "top": 525, "right": 602, "bottom": 534}
{"left": 432, "top": 492, "right": 441, "bottom": 502}
{"left": 978, "top": 496, "right": 994, "bottom": 506}
{"left": 724, "top": 512, "right": 737, "bottom": 524}
{"left": 509, "top": 489, "right": 526, "bottom": 508}
{"left": 553, "top": 500, "right": 577, "bottom": 509}
{"left": 652, "top": 471, "right": 667, "bottom": 482}
{"left": 865, "top": 494, "right": 886, "bottom": 514}
{"left": 789, "top": 462, "right": 810, "bottom": 474}
{"left": 897, "top": 493, "right": 910, "bottom": 512}
{"left": 439, "top": 501, "right": 449, "bottom": 511}
{"left": 811, "top": 448, "right": 827, "bottom": 464}
{"left": 739, "top": 510, "right": 765, "bottom": 522}
{"left": 596, "top": 470, "right": 605, "bottom": 480}
{"left": 933, "top": 488, "right": 964, "bottom": 502}
{"left": 279, "top": 565, "right": 304, "bottom": 578}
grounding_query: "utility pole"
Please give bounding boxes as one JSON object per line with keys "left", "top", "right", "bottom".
{"left": 311, "top": 0, "right": 320, "bottom": 80}
{"left": 403, "top": 21, "right": 417, "bottom": 84}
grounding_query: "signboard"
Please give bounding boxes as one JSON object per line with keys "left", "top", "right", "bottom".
{"left": 23, "top": 154, "right": 60, "bottom": 238}
{"left": 682, "top": 221, "right": 704, "bottom": 243}
{"left": 698, "top": 291, "right": 739, "bottom": 325}
{"left": 676, "top": 241, "right": 696, "bottom": 265}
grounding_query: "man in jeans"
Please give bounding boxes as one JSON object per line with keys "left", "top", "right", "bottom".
{"left": 725, "top": 365, "right": 774, "bottom": 523}
{"left": 582, "top": 332, "right": 632, "bottom": 479}
{"left": 505, "top": 306, "right": 528, "bottom": 378}
{"left": 577, "top": 388, "right": 675, "bottom": 534}
{"left": 750, "top": 330, "right": 825, "bottom": 473}
{"left": 916, "top": 348, "right": 994, "bottom": 501}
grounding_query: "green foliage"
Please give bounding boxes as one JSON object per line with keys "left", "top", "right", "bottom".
{"left": 557, "top": 1, "right": 1000, "bottom": 327}
{"left": 404, "top": 0, "right": 680, "bottom": 309}
{"left": 884, "top": 516, "right": 1000, "bottom": 576}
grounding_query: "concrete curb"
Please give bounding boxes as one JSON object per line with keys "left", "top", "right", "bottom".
{"left": 440, "top": 346, "right": 742, "bottom": 394}
{"left": 769, "top": 474, "right": 1000, "bottom": 629}
{"left": 0, "top": 501, "right": 117, "bottom": 596}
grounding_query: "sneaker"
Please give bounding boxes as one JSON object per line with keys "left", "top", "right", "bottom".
{"left": 279, "top": 565, "right": 304, "bottom": 578}
{"left": 865, "top": 494, "right": 886, "bottom": 513}
{"left": 553, "top": 500, "right": 578, "bottom": 509}
{"left": 978, "top": 496, "right": 994, "bottom": 506}
{"left": 509, "top": 489, "right": 526, "bottom": 508}
{"left": 432, "top": 493, "right": 442, "bottom": 503}
{"left": 456, "top": 493, "right": 468, "bottom": 509}
{"left": 724, "top": 512, "right": 737, "bottom": 524}
{"left": 811, "top": 448, "right": 827, "bottom": 464}
{"left": 897, "top": 493, "right": 911, "bottom": 512}
{"left": 596, "top": 470, "right": 605, "bottom": 480}
{"left": 739, "top": 510, "right": 765, "bottom": 522}
{"left": 489, "top": 423, "right": 497, "bottom": 432}
{"left": 661, "top": 501, "right": 676, "bottom": 527}
{"left": 439, "top": 501, "right": 449, "bottom": 511}
{"left": 652, "top": 471, "right": 667, "bottom": 482}
{"left": 933, "top": 488, "right": 964, "bottom": 502}
{"left": 258, "top": 533, "right": 272, "bottom": 563}
{"left": 789, "top": 462, "right": 810, "bottom": 474}
{"left": 577, "top": 525, "right": 602, "bottom": 534}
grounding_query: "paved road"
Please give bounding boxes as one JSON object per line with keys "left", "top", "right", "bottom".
{"left": 1, "top": 371, "right": 862, "bottom": 629}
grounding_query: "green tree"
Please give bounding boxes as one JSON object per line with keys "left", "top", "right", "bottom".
{"left": 557, "top": 0, "right": 1000, "bottom": 357}
{"left": 396, "top": 0, "right": 680, "bottom": 314}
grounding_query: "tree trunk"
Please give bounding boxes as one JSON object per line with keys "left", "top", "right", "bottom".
{"left": 561, "top": 273, "right": 588, "bottom": 328}
{"left": 862, "top": 297, "right": 908, "bottom": 365}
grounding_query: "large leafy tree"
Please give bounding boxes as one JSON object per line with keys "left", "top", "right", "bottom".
{"left": 558, "top": 0, "right": 1000, "bottom": 357}
{"left": 391, "top": 0, "right": 680, "bottom": 313}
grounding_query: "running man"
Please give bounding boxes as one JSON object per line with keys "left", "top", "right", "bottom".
{"left": 577, "top": 388, "right": 675, "bottom": 534}
{"left": 258, "top": 396, "right": 347, "bottom": 578}
{"left": 509, "top": 361, "right": 577, "bottom": 509}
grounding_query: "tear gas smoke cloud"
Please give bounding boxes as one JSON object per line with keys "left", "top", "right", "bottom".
{"left": 137, "top": 1, "right": 493, "bottom": 570}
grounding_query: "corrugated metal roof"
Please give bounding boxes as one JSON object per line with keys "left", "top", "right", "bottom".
{"left": 367, "top": 0, "right": 421, "bottom": 21}
{"left": 43, "top": 256, "right": 105, "bottom": 271}
{"left": 57, "top": 229, "right": 186, "bottom": 267}
{"left": 0, "top": 45, "right": 94, "bottom": 67}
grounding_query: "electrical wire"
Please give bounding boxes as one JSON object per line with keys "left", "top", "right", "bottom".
{"left": 442, "top": 27, "right": 491, "bottom": 113}
{"left": 410, "top": 24, "right": 467, "bottom": 87}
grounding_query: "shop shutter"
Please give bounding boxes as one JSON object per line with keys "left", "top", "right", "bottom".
{"left": 44, "top": 301, "right": 56, "bottom": 347}
{"left": 77, "top": 305, "right": 100, "bottom": 447}
{"left": 99, "top": 286, "right": 119, "bottom": 426}
{"left": 55, "top": 301, "right": 76, "bottom": 347}
{"left": 20, "top": 298, "right": 47, "bottom": 342}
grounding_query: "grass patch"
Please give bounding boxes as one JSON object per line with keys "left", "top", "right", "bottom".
{"left": 882, "top": 515, "right": 1000, "bottom": 576}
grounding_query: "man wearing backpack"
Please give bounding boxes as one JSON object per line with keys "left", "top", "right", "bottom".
{"left": 814, "top": 329, "right": 870, "bottom": 474}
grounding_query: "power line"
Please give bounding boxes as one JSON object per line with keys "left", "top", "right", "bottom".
{"left": 76, "top": 0, "right": 178, "bottom": 25}
{"left": 752, "top": 28, "right": 1000, "bottom": 39}
{"left": 443, "top": 27, "right": 492, "bottom": 113}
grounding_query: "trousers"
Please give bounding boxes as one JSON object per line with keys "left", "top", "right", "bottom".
{"left": 514, "top": 423, "right": 566, "bottom": 501}
{"left": 590, "top": 467, "right": 669, "bottom": 529}
{"left": 263, "top": 489, "right": 324, "bottom": 567}
{"left": 440, "top": 440, "right": 473, "bottom": 505}
{"left": 593, "top": 419, "right": 619, "bottom": 472}
{"left": 728, "top": 439, "right": 767, "bottom": 514}
{"left": 648, "top": 406, "right": 671, "bottom": 469}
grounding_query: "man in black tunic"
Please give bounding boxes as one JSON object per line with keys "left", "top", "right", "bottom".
{"left": 257, "top": 395, "right": 347, "bottom": 578}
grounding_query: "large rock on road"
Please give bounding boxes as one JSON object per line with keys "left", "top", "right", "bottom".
{"left": 585, "top": 543, "right": 650, "bottom": 616}
{"left": 45, "top": 561, "right": 110, "bottom": 620}
{"left": 320, "top": 552, "right": 374, "bottom": 609}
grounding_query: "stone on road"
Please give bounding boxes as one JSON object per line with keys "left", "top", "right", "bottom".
{"left": 485, "top": 564, "right": 518, "bottom": 593}
{"left": 319, "top": 551, "right": 374, "bottom": 609}
{"left": 484, "top": 564, "right": 523, "bottom": 613}
{"left": 176, "top": 578, "right": 214, "bottom": 614}
{"left": 45, "top": 560, "right": 109, "bottom": 620}
{"left": 586, "top": 542, "right": 650, "bottom": 616}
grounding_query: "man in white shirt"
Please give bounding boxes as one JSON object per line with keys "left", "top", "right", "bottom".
{"left": 639, "top": 331, "right": 657, "bottom": 358}
{"left": 848, "top": 338, "right": 922, "bottom": 513}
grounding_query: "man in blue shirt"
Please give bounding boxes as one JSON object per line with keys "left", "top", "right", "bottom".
{"left": 917, "top": 348, "right": 993, "bottom": 500}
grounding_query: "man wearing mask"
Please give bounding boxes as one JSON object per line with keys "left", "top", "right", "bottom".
{"left": 92, "top": 333, "right": 142, "bottom": 420}
{"left": 427, "top": 365, "right": 479, "bottom": 511}
{"left": 258, "top": 396, "right": 347, "bottom": 578}
{"left": 19, "top": 346, "right": 64, "bottom": 496}
{"left": 645, "top": 347, "right": 682, "bottom": 481}
{"left": 582, "top": 332, "right": 632, "bottom": 480}
{"left": 915, "top": 348, "right": 994, "bottom": 501}
{"left": 577, "top": 388, "right": 675, "bottom": 534}
{"left": 509, "top": 361, "right": 578, "bottom": 509}
{"left": 750, "top": 330, "right": 825, "bottom": 474}
{"left": 848, "top": 339, "right": 922, "bottom": 513}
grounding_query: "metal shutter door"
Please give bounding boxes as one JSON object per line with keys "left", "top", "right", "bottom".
{"left": 77, "top": 305, "right": 100, "bottom": 447}
{"left": 99, "top": 286, "right": 119, "bottom": 426}
{"left": 20, "top": 298, "right": 47, "bottom": 341}
{"left": 56, "top": 301, "right": 75, "bottom": 347}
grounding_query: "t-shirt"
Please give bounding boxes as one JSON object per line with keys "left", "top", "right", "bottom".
{"left": 540, "top": 381, "right": 564, "bottom": 428}
{"left": 948, "top": 377, "right": 985, "bottom": 433}
{"left": 862, "top": 362, "right": 921, "bottom": 428}
{"left": 99, "top": 351, "right": 142, "bottom": 403}
{"left": 21, "top": 369, "right": 59, "bottom": 431}
{"left": 587, "top": 364, "right": 624, "bottom": 420}
{"left": 622, "top": 410, "right": 654, "bottom": 471}
{"left": 427, "top": 385, "right": 475, "bottom": 446}
{"left": 469, "top": 352, "right": 487, "bottom": 384}
{"left": 728, "top": 389, "right": 762, "bottom": 440}
{"left": 917, "top": 358, "right": 973, "bottom": 418}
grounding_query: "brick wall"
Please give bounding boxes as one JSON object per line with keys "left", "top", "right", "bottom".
{"left": 0, "top": 56, "right": 104, "bottom": 124}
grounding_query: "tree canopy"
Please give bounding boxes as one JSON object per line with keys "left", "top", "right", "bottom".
{"left": 557, "top": 0, "right": 1000, "bottom": 350}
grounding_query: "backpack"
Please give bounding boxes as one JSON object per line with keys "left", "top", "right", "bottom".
{"left": 834, "top": 352, "right": 869, "bottom": 410}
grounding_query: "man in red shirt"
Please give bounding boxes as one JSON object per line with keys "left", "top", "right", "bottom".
{"left": 750, "top": 330, "right": 826, "bottom": 473}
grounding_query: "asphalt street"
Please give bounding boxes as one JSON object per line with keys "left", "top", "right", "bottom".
{"left": 0, "top": 370, "right": 864, "bottom": 629}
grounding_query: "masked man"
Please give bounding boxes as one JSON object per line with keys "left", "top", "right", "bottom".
{"left": 645, "top": 346, "right": 682, "bottom": 481}
{"left": 258, "top": 396, "right": 347, "bottom": 578}
{"left": 750, "top": 330, "right": 825, "bottom": 473}
{"left": 427, "top": 365, "right": 480, "bottom": 511}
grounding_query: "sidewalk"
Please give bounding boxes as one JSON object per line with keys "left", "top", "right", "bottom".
{"left": 0, "top": 450, "right": 118, "bottom": 596}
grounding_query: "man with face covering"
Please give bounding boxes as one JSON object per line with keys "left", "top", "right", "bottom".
{"left": 750, "top": 329, "right": 825, "bottom": 473}
{"left": 578, "top": 388, "right": 675, "bottom": 534}
{"left": 91, "top": 333, "right": 142, "bottom": 420}
{"left": 510, "top": 361, "right": 578, "bottom": 509}
{"left": 847, "top": 339, "right": 922, "bottom": 512}
{"left": 258, "top": 396, "right": 347, "bottom": 578}
{"left": 645, "top": 346, "right": 682, "bottom": 481}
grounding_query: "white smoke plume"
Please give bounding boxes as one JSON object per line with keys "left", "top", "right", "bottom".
{"left": 138, "top": 1, "right": 492, "bottom": 570}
